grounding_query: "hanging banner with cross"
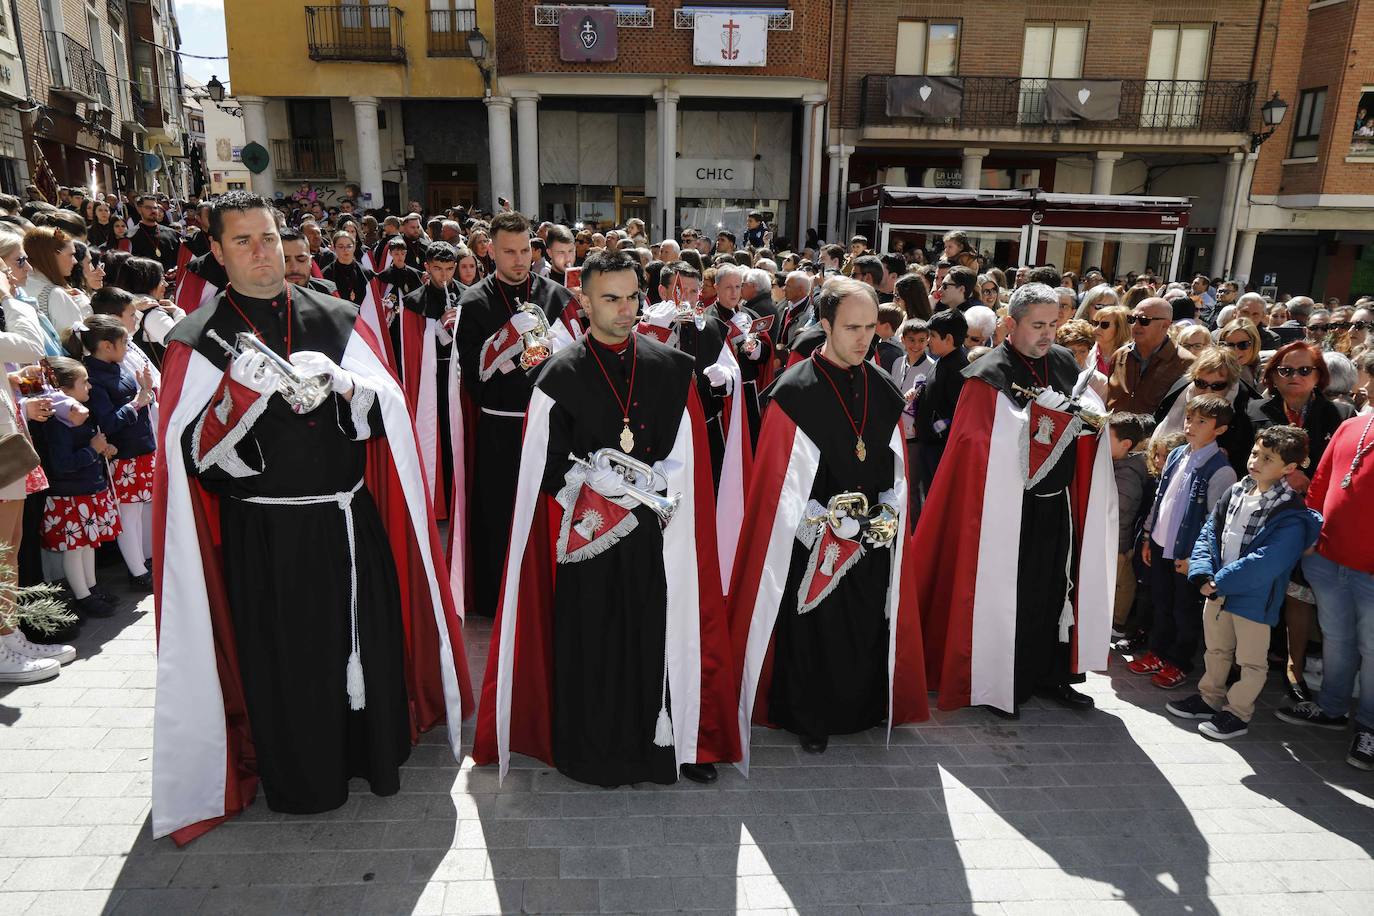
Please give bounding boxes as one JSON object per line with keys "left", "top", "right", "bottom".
{"left": 692, "top": 12, "right": 768, "bottom": 68}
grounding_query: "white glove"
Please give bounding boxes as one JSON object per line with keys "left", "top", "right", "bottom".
{"left": 228, "top": 351, "right": 279, "bottom": 396}
{"left": 510, "top": 309, "right": 541, "bottom": 335}
{"left": 290, "top": 350, "right": 353, "bottom": 395}
{"left": 703, "top": 363, "right": 733, "bottom": 394}
{"left": 585, "top": 464, "right": 627, "bottom": 500}
{"left": 878, "top": 488, "right": 898, "bottom": 510}
{"left": 1034, "top": 388, "right": 1072, "bottom": 411}
{"left": 834, "top": 515, "right": 862, "bottom": 539}
{"left": 644, "top": 302, "right": 677, "bottom": 330}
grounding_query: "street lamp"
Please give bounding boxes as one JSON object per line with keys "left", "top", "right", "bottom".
{"left": 467, "top": 27, "right": 493, "bottom": 92}
{"left": 1250, "top": 92, "right": 1289, "bottom": 152}
{"left": 202, "top": 75, "right": 242, "bottom": 118}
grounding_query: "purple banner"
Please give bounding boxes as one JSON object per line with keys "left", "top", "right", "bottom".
{"left": 559, "top": 9, "right": 618, "bottom": 63}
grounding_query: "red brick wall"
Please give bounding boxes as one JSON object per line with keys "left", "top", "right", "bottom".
{"left": 830, "top": 0, "right": 1277, "bottom": 130}
{"left": 496, "top": 1, "right": 830, "bottom": 81}
{"left": 1251, "top": 0, "right": 1372, "bottom": 199}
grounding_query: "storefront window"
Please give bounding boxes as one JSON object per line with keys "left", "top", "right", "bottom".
{"left": 1035, "top": 228, "right": 1180, "bottom": 280}
{"left": 679, "top": 198, "right": 785, "bottom": 248}
{"left": 886, "top": 227, "right": 1024, "bottom": 267}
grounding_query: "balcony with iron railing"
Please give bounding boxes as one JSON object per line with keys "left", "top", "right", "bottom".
{"left": 428, "top": 7, "right": 477, "bottom": 56}
{"left": 272, "top": 138, "right": 347, "bottom": 181}
{"left": 44, "top": 32, "right": 108, "bottom": 103}
{"left": 859, "top": 75, "right": 1258, "bottom": 135}
{"left": 305, "top": 5, "right": 406, "bottom": 62}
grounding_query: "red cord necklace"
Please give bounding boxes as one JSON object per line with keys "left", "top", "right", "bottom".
{"left": 1010, "top": 343, "right": 1049, "bottom": 390}
{"left": 494, "top": 275, "right": 532, "bottom": 315}
{"left": 224, "top": 284, "right": 293, "bottom": 357}
{"left": 812, "top": 350, "right": 870, "bottom": 462}
{"left": 587, "top": 334, "right": 640, "bottom": 453}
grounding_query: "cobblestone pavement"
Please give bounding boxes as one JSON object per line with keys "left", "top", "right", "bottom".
{"left": 1, "top": 582, "right": 1372, "bottom": 915}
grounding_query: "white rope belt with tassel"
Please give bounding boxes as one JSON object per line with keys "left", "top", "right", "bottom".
{"left": 236, "top": 479, "right": 368, "bottom": 710}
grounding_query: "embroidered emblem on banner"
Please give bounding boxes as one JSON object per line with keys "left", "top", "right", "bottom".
{"left": 1020, "top": 402, "right": 1083, "bottom": 490}
{"left": 796, "top": 524, "right": 865, "bottom": 614}
{"left": 579, "top": 17, "right": 600, "bottom": 50}
{"left": 555, "top": 476, "right": 639, "bottom": 563}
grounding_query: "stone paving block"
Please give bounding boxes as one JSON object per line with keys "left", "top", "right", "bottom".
{"left": 484, "top": 847, "right": 559, "bottom": 879}
{"left": 22, "top": 888, "right": 115, "bottom": 915}
{"left": 559, "top": 846, "right": 627, "bottom": 878}
{"left": 2, "top": 855, "right": 106, "bottom": 892}
{"left": 441, "top": 878, "right": 514, "bottom": 914}
{"left": 520, "top": 877, "right": 600, "bottom": 913}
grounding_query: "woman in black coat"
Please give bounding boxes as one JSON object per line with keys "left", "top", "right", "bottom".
{"left": 1247, "top": 341, "right": 1356, "bottom": 703}
{"left": 1153, "top": 346, "right": 1257, "bottom": 478}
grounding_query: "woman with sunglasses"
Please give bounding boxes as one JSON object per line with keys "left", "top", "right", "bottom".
{"left": 1249, "top": 340, "right": 1356, "bottom": 703}
{"left": 1152, "top": 346, "right": 1256, "bottom": 477}
{"left": 1088, "top": 304, "right": 1130, "bottom": 375}
{"left": 1349, "top": 305, "right": 1373, "bottom": 351}
{"left": 1073, "top": 283, "right": 1119, "bottom": 323}
{"left": 1217, "top": 317, "right": 1264, "bottom": 385}
{"left": 1172, "top": 323, "right": 1213, "bottom": 357}
{"left": 975, "top": 273, "right": 1003, "bottom": 309}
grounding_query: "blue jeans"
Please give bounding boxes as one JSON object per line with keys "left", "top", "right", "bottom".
{"left": 1305, "top": 552, "right": 1374, "bottom": 729}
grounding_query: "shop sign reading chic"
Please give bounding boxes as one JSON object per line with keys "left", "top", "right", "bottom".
{"left": 678, "top": 158, "right": 755, "bottom": 190}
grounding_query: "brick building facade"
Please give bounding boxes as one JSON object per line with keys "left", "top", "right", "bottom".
{"left": 822, "top": 0, "right": 1285, "bottom": 282}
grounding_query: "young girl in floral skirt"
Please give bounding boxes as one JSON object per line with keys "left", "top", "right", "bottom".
{"left": 62, "top": 315, "right": 155, "bottom": 591}
{"left": 33, "top": 355, "right": 122, "bottom": 618}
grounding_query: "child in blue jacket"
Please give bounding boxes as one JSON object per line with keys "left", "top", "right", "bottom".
{"left": 1167, "top": 425, "right": 1322, "bottom": 740}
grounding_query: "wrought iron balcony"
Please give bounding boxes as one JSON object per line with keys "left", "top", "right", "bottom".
{"left": 45, "top": 32, "right": 106, "bottom": 103}
{"left": 305, "top": 5, "right": 406, "bottom": 62}
{"left": 271, "top": 138, "right": 347, "bottom": 181}
{"left": 860, "top": 75, "right": 1258, "bottom": 133}
{"left": 427, "top": 7, "right": 477, "bottom": 56}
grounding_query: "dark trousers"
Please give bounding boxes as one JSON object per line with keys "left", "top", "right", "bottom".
{"left": 1147, "top": 541, "right": 1204, "bottom": 672}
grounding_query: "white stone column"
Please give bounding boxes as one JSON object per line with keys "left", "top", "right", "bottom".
{"left": 797, "top": 95, "right": 825, "bottom": 240}
{"left": 1210, "top": 152, "right": 1245, "bottom": 280}
{"left": 1233, "top": 230, "right": 1260, "bottom": 289}
{"left": 826, "top": 145, "right": 842, "bottom": 244}
{"left": 961, "top": 148, "right": 989, "bottom": 190}
{"left": 349, "top": 96, "right": 383, "bottom": 209}
{"left": 653, "top": 90, "right": 679, "bottom": 239}
{"left": 1224, "top": 151, "right": 1259, "bottom": 282}
{"left": 485, "top": 96, "right": 515, "bottom": 212}
{"left": 1082, "top": 151, "right": 1124, "bottom": 271}
{"left": 237, "top": 96, "right": 276, "bottom": 195}
{"left": 836, "top": 145, "right": 852, "bottom": 240}
{"left": 512, "top": 91, "right": 540, "bottom": 218}
{"left": 807, "top": 102, "right": 825, "bottom": 245}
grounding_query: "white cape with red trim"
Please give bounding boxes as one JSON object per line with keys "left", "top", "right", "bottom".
{"left": 711, "top": 345, "right": 749, "bottom": 595}
{"left": 151, "top": 329, "right": 468, "bottom": 840}
{"left": 731, "top": 421, "right": 915, "bottom": 775}
{"left": 913, "top": 380, "right": 1116, "bottom": 714}
{"left": 485, "top": 388, "right": 726, "bottom": 780}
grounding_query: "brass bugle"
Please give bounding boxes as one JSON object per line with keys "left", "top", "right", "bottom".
{"left": 207, "top": 329, "right": 333, "bottom": 414}
{"left": 1011, "top": 383, "right": 1106, "bottom": 429}
{"left": 569, "top": 448, "right": 680, "bottom": 527}
{"left": 516, "top": 301, "right": 552, "bottom": 370}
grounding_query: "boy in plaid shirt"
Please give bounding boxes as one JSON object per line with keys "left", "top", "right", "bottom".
{"left": 1167, "top": 426, "right": 1322, "bottom": 739}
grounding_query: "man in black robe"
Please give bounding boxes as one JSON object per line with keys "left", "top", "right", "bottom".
{"left": 396, "top": 242, "right": 464, "bottom": 517}
{"left": 320, "top": 230, "right": 374, "bottom": 307}
{"left": 129, "top": 194, "right": 181, "bottom": 273}
{"left": 455, "top": 212, "right": 573, "bottom": 617}
{"left": 913, "top": 283, "right": 1112, "bottom": 718}
{"left": 376, "top": 238, "right": 424, "bottom": 313}
{"left": 472, "top": 249, "right": 738, "bottom": 786}
{"left": 707, "top": 263, "right": 773, "bottom": 447}
{"left": 157, "top": 192, "right": 469, "bottom": 826}
{"left": 729, "top": 277, "right": 927, "bottom": 760}
{"left": 282, "top": 230, "right": 338, "bottom": 296}
{"left": 544, "top": 225, "right": 576, "bottom": 288}
{"left": 637, "top": 261, "right": 734, "bottom": 483}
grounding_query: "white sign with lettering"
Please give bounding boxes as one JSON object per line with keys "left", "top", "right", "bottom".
{"left": 692, "top": 12, "right": 768, "bottom": 68}
{"left": 678, "top": 158, "right": 756, "bottom": 191}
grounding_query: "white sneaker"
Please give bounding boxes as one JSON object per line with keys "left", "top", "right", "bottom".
{"left": 0, "top": 643, "right": 60, "bottom": 683}
{"left": 2, "top": 630, "right": 76, "bottom": 665}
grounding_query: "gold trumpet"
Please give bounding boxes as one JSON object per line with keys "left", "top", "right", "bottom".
{"left": 207, "top": 329, "right": 333, "bottom": 415}
{"left": 569, "top": 448, "right": 681, "bottom": 527}
{"left": 1011, "top": 383, "right": 1106, "bottom": 430}
{"left": 670, "top": 302, "right": 708, "bottom": 331}
{"left": 802, "top": 492, "right": 900, "bottom": 545}
{"left": 516, "top": 301, "right": 553, "bottom": 370}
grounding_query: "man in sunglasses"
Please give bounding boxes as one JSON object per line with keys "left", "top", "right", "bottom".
{"left": 1105, "top": 298, "right": 1194, "bottom": 414}
{"left": 1231, "top": 292, "right": 1284, "bottom": 351}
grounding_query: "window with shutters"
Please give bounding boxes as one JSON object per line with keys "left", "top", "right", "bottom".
{"left": 1143, "top": 24, "right": 1212, "bottom": 128}
{"left": 1290, "top": 87, "right": 1327, "bottom": 159}
{"left": 1019, "top": 22, "right": 1086, "bottom": 123}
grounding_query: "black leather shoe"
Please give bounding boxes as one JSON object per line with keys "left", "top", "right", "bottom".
{"left": 89, "top": 585, "right": 118, "bottom": 605}
{"left": 128, "top": 572, "right": 153, "bottom": 591}
{"left": 679, "top": 763, "right": 717, "bottom": 784}
{"left": 1036, "top": 684, "right": 1095, "bottom": 710}
{"left": 981, "top": 704, "right": 1020, "bottom": 720}
{"left": 1285, "top": 675, "right": 1314, "bottom": 704}
{"left": 799, "top": 735, "right": 828, "bottom": 754}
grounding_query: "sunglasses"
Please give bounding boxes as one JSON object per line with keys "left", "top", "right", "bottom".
{"left": 1308, "top": 325, "right": 1329, "bottom": 335}
{"left": 1276, "top": 365, "right": 1317, "bottom": 378}
{"left": 15, "top": 256, "right": 27, "bottom": 267}
{"left": 1094, "top": 320, "right": 1114, "bottom": 330}
{"left": 1193, "top": 379, "right": 1230, "bottom": 392}
{"left": 1353, "top": 321, "right": 1372, "bottom": 332}
{"left": 1127, "top": 314, "right": 1164, "bottom": 326}
{"left": 1222, "top": 339, "right": 1253, "bottom": 351}
{"left": 941, "top": 281, "right": 960, "bottom": 290}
